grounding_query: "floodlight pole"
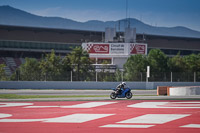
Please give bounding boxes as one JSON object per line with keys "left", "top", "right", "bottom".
{"left": 71, "top": 71, "right": 72, "bottom": 82}
{"left": 171, "top": 72, "right": 173, "bottom": 82}
{"left": 122, "top": 70, "right": 124, "bottom": 82}
{"left": 96, "top": 71, "right": 98, "bottom": 82}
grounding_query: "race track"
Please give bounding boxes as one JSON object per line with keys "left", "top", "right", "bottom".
{"left": 0, "top": 89, "right": 157, "bottom": 95}
{"left": 0, "top": 100, "right": 200, "bottom": 133}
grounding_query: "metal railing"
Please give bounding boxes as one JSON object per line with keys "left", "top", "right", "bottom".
{"left": 6, "top": 71, "right": 200, "bottom": 82}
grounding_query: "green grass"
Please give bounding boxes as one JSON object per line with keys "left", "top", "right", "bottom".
{"left": 0, "top": 94, "right": 108, "bottom": 99}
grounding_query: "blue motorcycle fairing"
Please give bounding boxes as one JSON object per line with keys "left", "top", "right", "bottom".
{"left": 112, "top": 88, "right": 131, "bottom": 98}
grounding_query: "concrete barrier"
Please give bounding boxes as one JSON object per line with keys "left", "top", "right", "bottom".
{"left": 1, "top": 81, "right": 200, "bottom": 90}
{"left": 169, "top": 86, "right": 200, "bottom": 96}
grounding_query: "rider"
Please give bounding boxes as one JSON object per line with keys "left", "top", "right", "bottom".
{"left": 116, "top": 82, "right": 126, "bottom": 94}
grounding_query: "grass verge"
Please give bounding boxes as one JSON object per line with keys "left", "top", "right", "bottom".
{"left": 0, "top": 94, "right": 108, "bottom": 99}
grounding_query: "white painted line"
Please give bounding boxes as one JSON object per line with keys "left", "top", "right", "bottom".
{"left": 167, "top": 104, "right": 200, "bottom": 107}
{"left": 25, "top": 102, "right": 117, "bottom": 108}
{"left": 0, "top": 118, "right": 45, "bottom": 122}
{"left": 181, "top": 124, "right": 200, "bottom": 128}
{"left": 45, "top": 114, "right": 114, "bottom": 123}
{"left": 128, "top": 102, "right": 200, "bottom": 108}
{"left": 128, "top": 102, "right": 168, "bottom": 108}
{"left": 101, "top": 124, "right": 154, "bottom": 128}
{"left": 0, "top": 113, "right": 12, "bottom": 119}
{"left": 62, "top": 102, "right": 117, "bottom": 108}
{"left": 24, "top": 106, "right": 60, "bottom": 108}
{"left": 167, "top": 102, "right": 200, "bottom": 107}
{"left": 173, "top": 102, "right": 200, "bottom": 103}
{"left": 118, "top": 114, "right": 190, "bottom": 124}
{"left": 0, "top": 113, "right": 114, "bottom": 123}
{"left": 0, "top": 103, "right": 33, "bottom": 108}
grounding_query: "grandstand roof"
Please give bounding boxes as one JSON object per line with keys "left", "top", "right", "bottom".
{"left": 0, "top": 24, "right": 200, "bottom": 51}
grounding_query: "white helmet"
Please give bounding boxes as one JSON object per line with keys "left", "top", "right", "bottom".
{"left": 122, "top": 82, "right": 126, "bottom": 85}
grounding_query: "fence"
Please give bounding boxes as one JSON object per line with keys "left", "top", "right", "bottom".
{"left": 8, "top": 71, "right": 200, "bottom": 82}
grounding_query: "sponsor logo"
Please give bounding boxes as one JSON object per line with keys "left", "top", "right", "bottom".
{"left": 93, "top": 45, "right": 109, "bottom": 53}
{"left": 88, "top": 44, "right": 109, "bottom": 54}
{"left": 130, "top": 44, "right": 146, "bottom": 54}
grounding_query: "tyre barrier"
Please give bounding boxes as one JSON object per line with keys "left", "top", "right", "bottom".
{"left": 157, "top": 86, "right": 171, "bottom": 96}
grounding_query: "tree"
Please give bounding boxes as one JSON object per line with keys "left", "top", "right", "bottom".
{"left": 19, "top": 58, "right": 40, "bottom": 81}
{"left": 67, "top": 47, "right": 93, "bottom": 81}
{"left": 124, "top": 54, "right": 148, "bottom": 81}
{"left": 167, "top": 52, "right": 187, "bottom": 81}
{"left": 115, "top": 69, "right": 122, "bottom": 82}
{"left": 98, "top": 60, "right": 115, "bottom": 81}
{"left": 183, "top": 54, "right": 200, "bottom": 81}
{"left": 147, "top": 49, "right": 169, "bottom": 81}
{"left": 0, "top": 64, "right": 7, "bottom": 81}
{"left": 168, "top": 52, "right": 185, "bottom": 72}
{"left": 148, "top": 49, "right": 169, "bottom": 72}
{"left": 60, "top": 55, "right": 72, "bottom": 81}
{"left": 39, "top": 50, "right": 62, "bottom": 81}
{"left": 184, "top": 54, "right": 200, "bottom": 72}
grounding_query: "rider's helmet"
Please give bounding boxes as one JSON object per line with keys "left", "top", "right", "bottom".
{"left": 122, "top": 82, "right": 126, "bottom": 86}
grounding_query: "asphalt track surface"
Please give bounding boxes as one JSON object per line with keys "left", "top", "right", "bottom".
{"left": 1, "top": 89, "right": 200, "bottom": 101}
{"left": 0, "top": 89, "right": 157, "bottom": 96}
{"left": 0, "top": 100, "right": 200, "bottom": 133}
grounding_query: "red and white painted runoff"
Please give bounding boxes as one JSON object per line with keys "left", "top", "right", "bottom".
{"left": 0, "top": 100, "right": 200, "bottom": 133}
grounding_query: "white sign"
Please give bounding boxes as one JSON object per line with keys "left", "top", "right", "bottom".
{"left": 110, "top": 43, "right": 125, "bottom": 54}
{"left": 147, "top": 66, "right": 150, "bottom": 78}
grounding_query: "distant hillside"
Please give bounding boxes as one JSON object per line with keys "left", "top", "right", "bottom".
{"left": 1, "top": 5, "right": 200, "bottom": 38}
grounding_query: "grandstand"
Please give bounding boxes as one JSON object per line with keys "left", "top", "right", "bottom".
{"left": 0, "top": 24, "right": 200, "bottom": 75}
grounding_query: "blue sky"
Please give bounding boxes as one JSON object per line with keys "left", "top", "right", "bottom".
{"left": 1, "top": 0, "right": 200, "bottom": 31}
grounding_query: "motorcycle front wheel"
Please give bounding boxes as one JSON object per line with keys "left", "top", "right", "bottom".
{"left": 110, "top": 92, "right": 117, "bottom": 99}
{"left": 126, "top": 92, "right": 132, "bottom": 99}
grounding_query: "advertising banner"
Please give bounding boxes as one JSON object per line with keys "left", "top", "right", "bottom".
{"left": 85, "top": 43, "right": 109, "bottom": 54}
{"left": 82, "top": 43, "right": 147, "bottom": 55}
{"left": 130, "top": 43, "right": 147, "bottom": 55}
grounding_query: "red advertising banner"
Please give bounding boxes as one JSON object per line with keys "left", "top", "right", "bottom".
{"left": 130, "top": 44, "right": 146, "bottom": 54}
{"left": 87, "top": 44, "right": 109, "bottom": 54}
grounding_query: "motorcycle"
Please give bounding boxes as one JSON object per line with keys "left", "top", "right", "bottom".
{"left": 110, "top": 87, "right": 133, "bottom": 99}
